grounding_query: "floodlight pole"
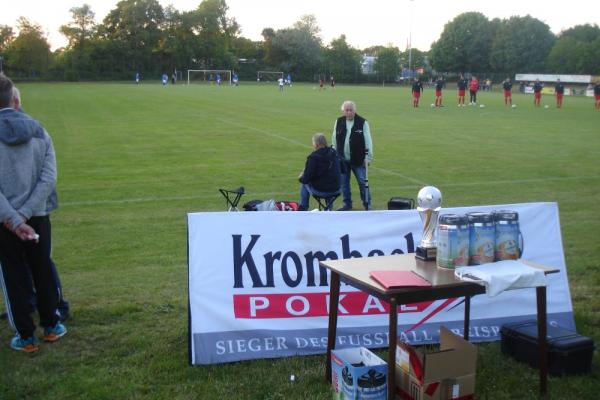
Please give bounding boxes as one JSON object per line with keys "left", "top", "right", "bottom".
{"left": 408, "top": 0, "right": 414, "bottom": 77}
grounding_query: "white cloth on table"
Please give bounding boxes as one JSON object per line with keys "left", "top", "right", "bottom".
{"left": 455, "top": 260, "right": 547, "bottom": 297}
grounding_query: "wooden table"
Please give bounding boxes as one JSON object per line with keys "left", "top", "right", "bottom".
{"left": 320, "top": 254, "right": 559, "bottom": 400}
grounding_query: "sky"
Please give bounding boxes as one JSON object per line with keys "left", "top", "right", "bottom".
{"left": 1, "top": 0, "right": 599, "bottom": 51}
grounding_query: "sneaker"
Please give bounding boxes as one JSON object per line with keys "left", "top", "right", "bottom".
{"left": 337, "top": 203, "right": 352, "bottom": 211}
{"left": 42, "top": 322, "right": 67, "bottom": 342}
{"left": 10, "top": 335, "right": 39, "bottom": 353}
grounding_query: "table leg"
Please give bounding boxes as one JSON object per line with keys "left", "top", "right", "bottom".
{"left": 536, "top": 286, "right": 548, "bottom": 399}
{"left": 326, "top": 271, "right": 340, "bottom": 383}
{"left": 464, "top": 295, "right": 471, "bottom": 341}
{"left": 388, "top": 298, "right": 398, "bottom": 400}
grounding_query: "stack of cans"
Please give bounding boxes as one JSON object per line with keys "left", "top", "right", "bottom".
{"left": 436, "top": 210, "right": 522, "bottom": 269}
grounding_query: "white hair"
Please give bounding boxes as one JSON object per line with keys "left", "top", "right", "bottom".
{"left": 12, "top": 86, "right": 21, "bottom": 106}
{"left": 340, "top": 100, "right": 356, "bottom": 112}
{"left": 312, "top": 132, "right": 328, "bottom": 148}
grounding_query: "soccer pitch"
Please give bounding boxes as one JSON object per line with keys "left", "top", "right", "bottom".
{"left": 1, "top": 82, "right": 599, "bottom": 399}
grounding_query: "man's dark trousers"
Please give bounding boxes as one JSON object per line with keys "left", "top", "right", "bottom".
{"left": 0, "top": 216, "right": 60, "bottom": 338}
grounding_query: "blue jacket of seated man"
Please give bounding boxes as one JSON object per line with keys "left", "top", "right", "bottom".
{"left": 299, "top": 146, "right": 341, "bottom": 194}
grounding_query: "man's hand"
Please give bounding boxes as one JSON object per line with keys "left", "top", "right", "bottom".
{"left": 14, "top": 223, "right": 39, "bottom": 243}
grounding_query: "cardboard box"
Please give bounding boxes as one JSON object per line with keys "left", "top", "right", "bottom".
{"left": 396, "top": 327, "right": 477, "bottom": 400}
{"left": 331, "top": 347, "right": 387, "bottom": 400}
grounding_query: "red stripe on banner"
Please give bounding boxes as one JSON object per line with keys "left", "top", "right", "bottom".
{"left": 454, "top": 395, "right": 474, "bottom": 400}
{"left": 407, "top": 345, "right": 425, "bottom": 384}
{"left": 404, "top": 297, "right": 458, "bottom": 333}
{"left": 425, "top": 382, "right": 439, "bottom": 396}
{"left": 233, "top": 292, "right": 434, "bottom": 319}
{"left": 397, "top": 387, "right": 415, "bottom": 400}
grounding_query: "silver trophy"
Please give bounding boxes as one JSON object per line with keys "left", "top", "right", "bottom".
{"left": 415, "top": 186, "right": 442, "bottom": 261}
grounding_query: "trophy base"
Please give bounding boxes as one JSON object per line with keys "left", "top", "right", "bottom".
{"left": 415, "top": 246, "right": 437, "bottom": 261}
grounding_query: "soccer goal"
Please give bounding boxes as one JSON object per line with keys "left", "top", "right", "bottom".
{"left": 257, "top": 71, "right": 284, "bottom": 83}
{"left": 187, "top": 70, "right": 232, "bottom": 85}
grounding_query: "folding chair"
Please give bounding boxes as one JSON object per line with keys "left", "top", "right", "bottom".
{"left": 387, "top": 197, "right": 415, "bottom": 210}
{"left": 219, "top": 186, "right": 245, "bottom": 211}
{"left": 313, "top": 193, "right": 340, "bottom": 211}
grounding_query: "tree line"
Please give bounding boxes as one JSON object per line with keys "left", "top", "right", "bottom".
{"left": 1, "top": 1, "right": 599, "bottom": 82}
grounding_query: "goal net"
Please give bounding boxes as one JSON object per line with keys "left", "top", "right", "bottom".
{"left": 187, "top": 70, "right": 232, "bottom": 85}
{"left": 257, "top": 71, "right": 284, "bottom": 83}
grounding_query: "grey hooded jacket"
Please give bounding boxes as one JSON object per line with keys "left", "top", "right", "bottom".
{"left": 0, "top": 108, "right": 57, "bottom": 229}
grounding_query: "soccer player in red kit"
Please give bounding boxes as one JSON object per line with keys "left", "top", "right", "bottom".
{"left": 434, "top": 77, "right": 444, "bottom": 107}
{"left": 503, "top": 78, "right": 513, "bottom": 106}
{"left": 533, "top": 80, "right": 543, "bottom": 107}
{"left": 469, "top": 76, "right": 479, "bottom": 105}
{"left": 555, "top": 79, "right": 565, "bottom": 108}
{"left": 595, "top": 82, "right": 600, "bottom": 109}
{"left": 457, "top": 75, "right": 467, "bottom": 107}
{"left": 412, "top": 77, "right": 423, "bottom": 107}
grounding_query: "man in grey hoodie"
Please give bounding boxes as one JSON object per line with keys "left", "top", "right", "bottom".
{"left": 0, "top": 74, "right": 67, "bottom": 352}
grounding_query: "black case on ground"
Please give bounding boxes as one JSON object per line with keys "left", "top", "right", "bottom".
{"left": 501, "top": 320, "right": 595, "bottom": 376}
{"left": 387, "top": 197, "right": 415, "bottom": 210}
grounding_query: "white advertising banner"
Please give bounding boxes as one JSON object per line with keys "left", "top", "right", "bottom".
{"left": 515, "top": 74, "right": 592, "bottom": 84}
{"left": 188, "top": 202, "right": 574, "bottom": 365}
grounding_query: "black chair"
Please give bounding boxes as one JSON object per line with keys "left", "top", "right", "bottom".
{"left": 313, "top": 193, "right": 340, "bottom": 211}
{"left": 219, "top": 187, "right": 245, "bottom": 211}
{"left": 387, "top": 197, "right": 415, "bottom": 210}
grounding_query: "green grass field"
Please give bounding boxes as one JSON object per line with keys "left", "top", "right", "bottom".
{"left": 1, "top": 82, "right": 599, "bottom": 399}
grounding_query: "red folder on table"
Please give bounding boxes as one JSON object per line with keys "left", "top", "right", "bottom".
{"left": 369, "top": 270, "right": 431, "bottom": 289}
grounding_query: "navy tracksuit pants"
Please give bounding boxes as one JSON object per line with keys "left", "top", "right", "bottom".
{"left": 0, "top": 216, "right": 60, "bottom": 338}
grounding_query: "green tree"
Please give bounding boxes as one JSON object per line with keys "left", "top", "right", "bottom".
{"left": 261, "top": 28, "right": 276, "bottom": 67}
{"left": 155, "top": 5, "right": 194, "bottom": 71}
{"left": 231, "top": 36, "right": 259, "bottom": 60}
{"left": 186, "top": 0, "right": 239, "bottom": 69}
{"left": 269, "top": 15, "right": 323, "bottom": 80}
{"left": 373, "top": 46, "right": 400, "bottom": 83}
{"left": 546, "top": 24, "right": 600, "bottom": 74}
{"left": 400, "top": 48, "right": 427, "bottom": 71}
{"left": 586, "top": 37, "right": 600, "bottom": 74}
{"left": 560, "top": 24, "right": 600, "bottom": 43}
{"left": 0, "top": 25, "right": 14, "bottom": 52}
{"left": 489, "top": 16, "right": 555, "bottom": 74}
{"left": 545, "top": 37, "right": 585, "bottom": 73}
{"left": 4, "top": 18, "right": 52, "bottom": 77}
{"left": 60, "top": 4, "right": 97, "bottom": 49}
{"left": 430, "top": 12, "right": 496, "bottom": 72}
{"left": 325, "top": 35, "right": 362, "bottom": 83}
{"left": 98, "top": 0, "right": 165, "bottom": 76}
{"left": 362, "top": 46, "right": 385, "bottom": 56}
{"left": 58, "top": 4, "right": 97, "bottom": 80}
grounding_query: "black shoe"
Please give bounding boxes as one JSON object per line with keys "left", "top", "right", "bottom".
{"left": 337, "top": 204, "right": 352, "bottom": 211}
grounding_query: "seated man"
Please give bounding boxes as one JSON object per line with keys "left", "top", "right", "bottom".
{"left": 298, "top": 133, "right": 341, "bottom": 211}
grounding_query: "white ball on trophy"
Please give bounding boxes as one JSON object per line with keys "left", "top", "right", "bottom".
{"left": 417, "top": 186, "right": 442, "bottom": 211}
{"left": 416, "top": 186, "right": 442, "bottom": 261}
